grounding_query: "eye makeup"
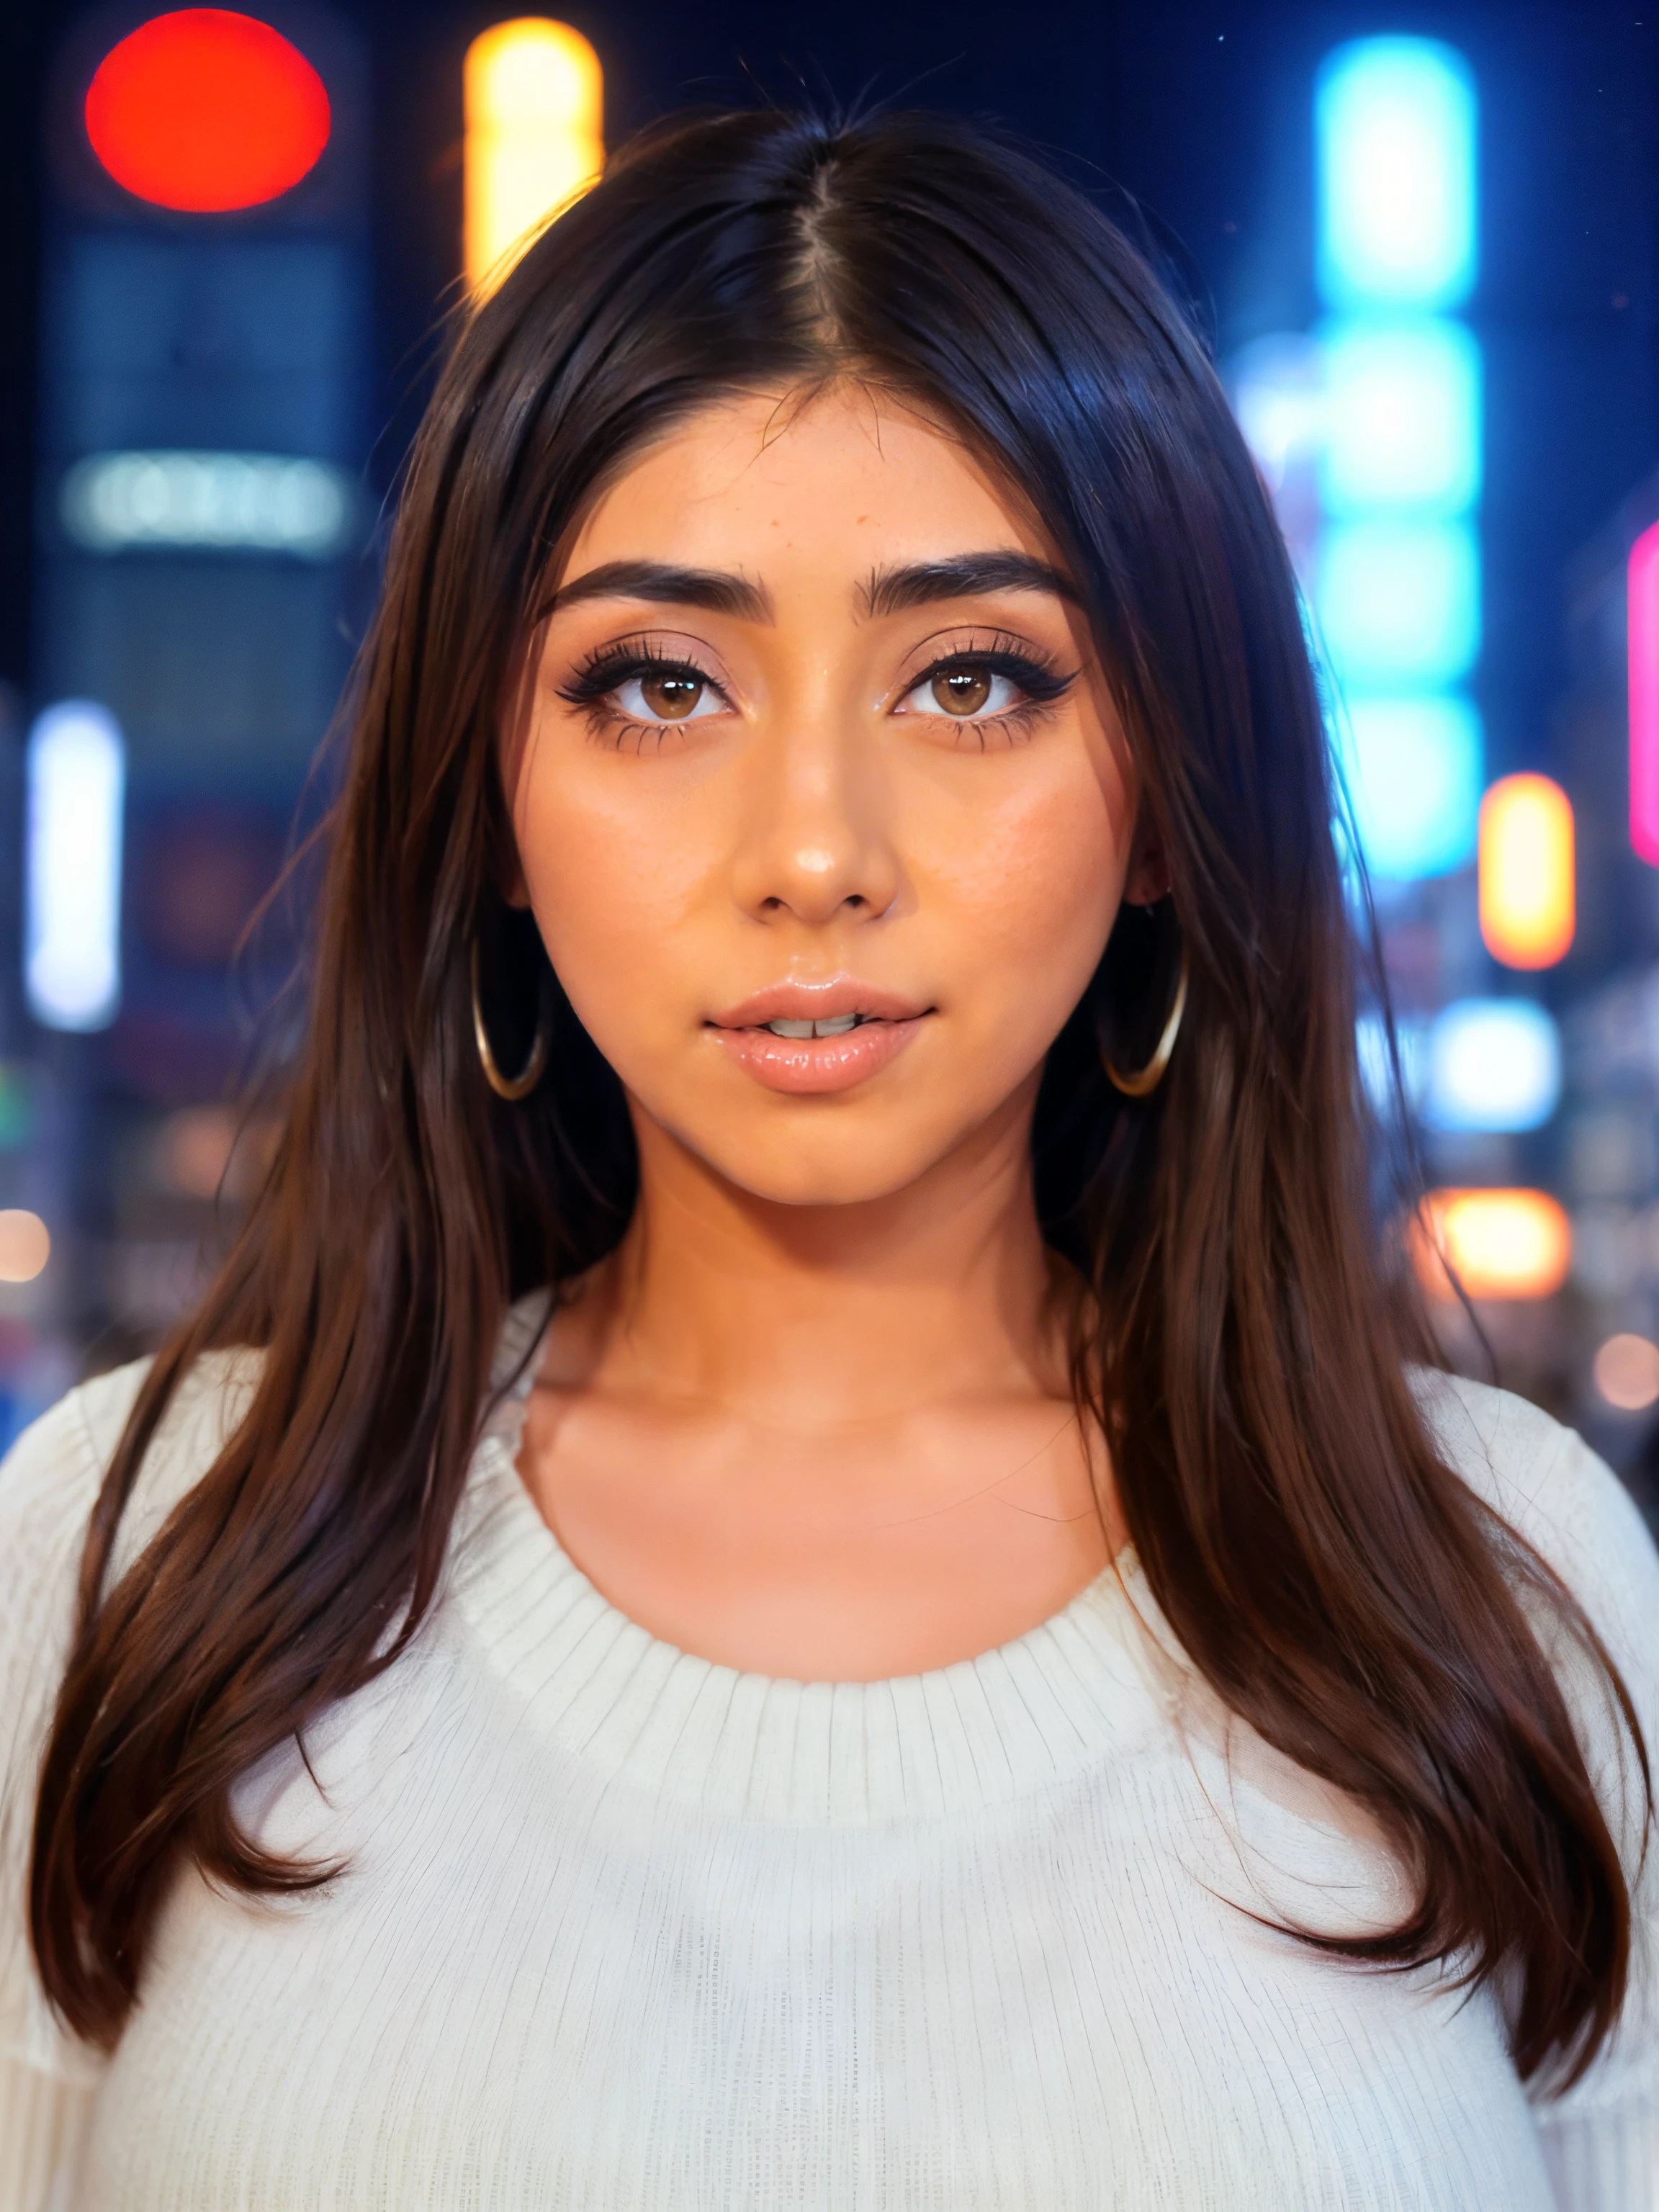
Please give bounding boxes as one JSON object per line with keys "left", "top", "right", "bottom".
{"left": 552, "top": 625, "right": 1077, "bottom": 752}
{"left": 893, "top": 629, "right": 1076, "bottom": 747}
{"left": 556, "top": 636, "right": 735, "bottom": 750}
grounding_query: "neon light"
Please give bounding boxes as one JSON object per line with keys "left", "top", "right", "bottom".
{"left": 25, "top": 702, "right": 125, "bottom": 1033}
{"left": 1628, "top": 520, "right": 1659, "bottom": 864}
{"left": 1593, "top": 1334, "right": 1659, "bottom": 1411}
{"left": 1478, "top": 773, "right": 1574, "bottom": 968}
{"left": 1424, "top": 999, "right": 1560, "bottom": 1132}
{"left": 1338, "top": 695, "right": 1482, "bottom": 881}
{"left": 1314, "top": 37, "right": 1482, "bottom": 896}
{"left": 0, "top": 1210, "right": 50, "bottom": 1285}
{"left": 1316, "top": 38, "right": 1477, "bottom": 310}
{"left": 85, "top": 11, "right": 330, "bottom": 213}
{"left": 60, "top": 451, "right": 354, "bottom": 559}
{"left": 464, "top": 19, "right": 603, "bottom": 292}
{"left": 1320, "top": 319, "right": 1480, "bottom": 516}
{"left": 1318, "top": 518, "right": 1480, "bottom": 688}
{"left": 1416, "top": 1188, "right": 1570, "bottom": 1301}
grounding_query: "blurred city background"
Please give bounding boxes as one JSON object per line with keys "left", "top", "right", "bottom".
{"left": 0, "top": 1, "right": 1656, "bottom": 1524}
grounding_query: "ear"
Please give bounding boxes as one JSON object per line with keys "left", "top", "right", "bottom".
{"left": 1122, "top": 804, "right": 1172, "bottom": 908}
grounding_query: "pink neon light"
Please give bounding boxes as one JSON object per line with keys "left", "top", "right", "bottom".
{"left": 1629, "top": 521, "right": 1659, "bottom": 865}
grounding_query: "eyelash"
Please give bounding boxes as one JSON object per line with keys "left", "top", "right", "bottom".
{"left": 902, "top": 635, "right": 1074, "bottom": 750}
{"left": 555, "top": 632, "right": 1075, "bottom": 750}
{"left": 556, "top": 639, "right": 728, "bottom": 752}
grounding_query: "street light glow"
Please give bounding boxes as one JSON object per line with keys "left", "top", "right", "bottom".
{"left": 464, "top": 19, "right": 603, "bottom": 292}
{"left": 1424, "top": 999, "right": 1561, "bottom": 1133}
{"left": 1313, "top": 36, "right": 1481, "bottom": 888}
{"left": 1337, "top": 694, "right": 1483, "bottom": 881}
{"left": 0, "top": 1210, "right": 50, "bottom": 1285}
{"left": 61, "top": 451, "right": 355, "bottom": 560}
{"left": 1316, "top": 37, "right": 1477, "bottom": 310}
{"left": 1318, "top": 518, "right": 1480, "bottom": 689}
{"left": 85, "top": 9, "right": 331, "bottom": 212}
{"left": 1320, "top": 318, "right": 1481, "bottom": 517}
{"left": 1416, "top": 1189, "right": 1571, "bottom": 1302}
{"left": 1479, "top": 773, "right": 1575, "bottom": 969}
{"left": 25, "top": 701, "right": 125, "bottom": 1033}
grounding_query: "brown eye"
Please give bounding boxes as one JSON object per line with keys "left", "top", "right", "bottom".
{"left": 930, "top": 667, "right": 992, "bottom": 716}
{"left": 639, "top": 670, "right": 704, "bottom": 720}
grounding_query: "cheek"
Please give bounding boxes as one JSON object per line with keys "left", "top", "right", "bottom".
{"left": 511, "top": 750, "right": 708, "bottom": 1022}
{"left": 922, "top": 759, "right": 1129, "bottom": 1027}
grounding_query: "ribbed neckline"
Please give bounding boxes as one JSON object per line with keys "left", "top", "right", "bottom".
{"left": 443, "top": 1295, "right": 1177, "bottom": 1825}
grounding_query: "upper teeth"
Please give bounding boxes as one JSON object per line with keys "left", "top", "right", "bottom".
{"left": 766, "top": 1014, "right": 863, "bottom": 1038}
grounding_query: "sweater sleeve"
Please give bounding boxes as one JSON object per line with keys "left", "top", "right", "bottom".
{"left": 0, "top": 1363, "right": 150, "bottom": 2212}
{"left": 1419, "top": 1374, "right": 1659, "bottom": 2212}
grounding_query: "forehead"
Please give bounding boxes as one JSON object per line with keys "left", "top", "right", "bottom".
{"left": 562, "top": 384, "right": 1048, "bottom": 577}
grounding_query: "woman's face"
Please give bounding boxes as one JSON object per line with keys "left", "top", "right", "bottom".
{"left": 506, "top": 385, "right": 1152, "bottom": 1208}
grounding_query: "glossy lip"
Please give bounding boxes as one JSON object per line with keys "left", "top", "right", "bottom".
{"left": 707, "top": 978, "right": 934, "bottom": 1097}
{"left": 709, "top": 979, "right": 931, "bottom": 1030}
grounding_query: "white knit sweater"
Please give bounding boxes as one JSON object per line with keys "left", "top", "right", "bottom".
{"left": 2, "top": 1305, "right": 1656, "bottom": 2211}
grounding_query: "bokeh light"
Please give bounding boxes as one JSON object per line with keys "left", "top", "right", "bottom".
{"left": 1318, "top": 518, "right": 1480, "bottom": 688}
{"left": 1627, "top": 518, "right": 1659, "bottom": 866}
{"left": 464, "top": 19, "right": 603, "bottom": 291}
{"left": 25, "top": 702, "right": 125, "bottom": 1034}
{"left": 1316, "top": 37, "right": 1477, "bottom": 310}
{"left": 1424, "top": 999, "right": 1560, "bottom": 1133}
{"left": 61, "top": 451, "right": 354, "bottom": 560}
{"left": 1415, "top": 1188, "right": 1571, "bottom": 1301}
{"left": 0, "top": 1211, "right": 50, "bottom": 1285}
{"left": 1479, "top": 773, "right": 1575, "bottom": 969}
{"left": 1320, "top": 319, "right": 1482, "bottom": 517}
{"left": 85, "top": 9, "right": 331, "bottom": 213}
{"left": 1337, "top": 694, "right": 1483, "bottom": 881}
{"left": 1313, "top": 37, "right": 1483, "bottom": 891}
{"left": 156, "top": 1105, "right": 238, "bottom": 1199}
{"left": 1593, "top": 1334, "right": 1659, "bottom": 1412}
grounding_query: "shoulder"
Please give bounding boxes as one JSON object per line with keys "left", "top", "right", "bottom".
{"left": 0, "top": 1346, "right": 264, "bottom": 1593}
{"left": 0, "top": 1349, "right": 264, "bottom": 2080}
{"left": 1414, "top": 1372, "right": 1659, "bottom": 2137}
{"left": 0, "top": 1365, "right": 151, "bottom": 2082}
{"left": 0, "top": 1361, "right": 150, "bottom": 1673}
{"left": 1413, "top": 1366, "right": 1658, "bottom": 1891}
{"left": 1411, "top": 1368, "right": 1658, "bottom": 1635}
{"left": 0, "top": 1344, "right": 266, "bottom": 1756}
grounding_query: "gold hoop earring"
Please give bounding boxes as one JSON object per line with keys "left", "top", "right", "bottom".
{"left": 1105, "top": 946, "right": 1189, "bottom": 1099}
{"left": 471, "top": 938, "right": 552, "bottom": 1102}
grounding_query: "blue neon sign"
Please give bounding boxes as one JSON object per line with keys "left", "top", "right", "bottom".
{"left": 1316, "top": 38, "right": 1477, "bottom": 312}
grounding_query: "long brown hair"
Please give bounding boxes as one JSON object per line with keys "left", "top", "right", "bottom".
{"left": 31, "top": 106, "right": 1647, "bottom": 2083}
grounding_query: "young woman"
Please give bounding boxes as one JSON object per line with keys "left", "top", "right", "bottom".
{"left": 2, "top": 108, "right": 1654, "bottom": 2211}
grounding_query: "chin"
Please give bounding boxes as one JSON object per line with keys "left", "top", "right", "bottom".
{"left": 686, "top": 1123, "right": 958, "bottom": 1210}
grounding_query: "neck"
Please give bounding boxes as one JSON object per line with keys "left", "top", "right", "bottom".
{"left": 587, "top": 1084, "right": 1067, "bottom": 1429}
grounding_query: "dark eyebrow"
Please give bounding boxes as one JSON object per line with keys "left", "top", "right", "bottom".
{"left": 547, "top": 559, "right": 774, "bottom": 622}
{"left": 860, "top": 552, "right": 1081, "bottom": 618}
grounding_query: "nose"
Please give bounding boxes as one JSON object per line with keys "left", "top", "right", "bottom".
{"left": 729, "top": 703, "right": 903, "bottom": 927}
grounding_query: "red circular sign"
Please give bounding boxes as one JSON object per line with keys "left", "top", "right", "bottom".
{"left": 85, "top": 9, "right": 331, "bottom": 212}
